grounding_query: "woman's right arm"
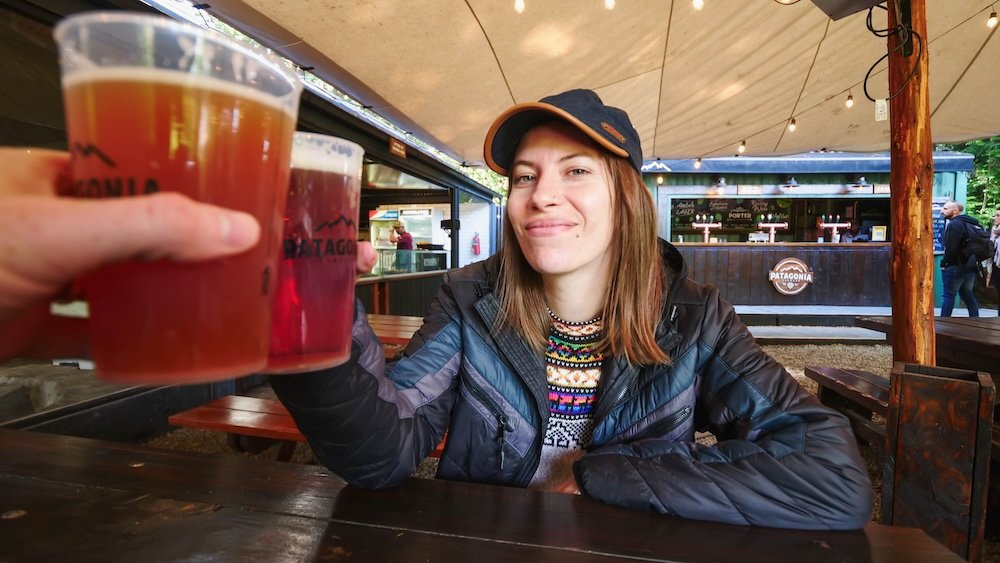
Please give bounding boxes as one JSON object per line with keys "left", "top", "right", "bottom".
{"left": 269, "top": 283, "right": 463, "bottom": 489}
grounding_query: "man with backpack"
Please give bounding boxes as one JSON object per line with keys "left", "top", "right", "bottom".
{"left": 940, "top": 200, "right": 983, "bottom": 317}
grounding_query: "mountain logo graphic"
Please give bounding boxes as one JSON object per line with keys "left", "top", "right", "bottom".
{"left": 71, "top": 143, "right": 116, "bottom": 168}
{"left": 314, "top": 215, "right": 356, "bottom": 232}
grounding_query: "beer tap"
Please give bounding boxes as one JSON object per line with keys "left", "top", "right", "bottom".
{"left": 817, "top": 214, "right": 851, "bottom": 243}
{"left": 691, "top": 213, "right": 723, "bottom": 243}
{"left": 756, "top": 213, "right": 788, "bottom": 244}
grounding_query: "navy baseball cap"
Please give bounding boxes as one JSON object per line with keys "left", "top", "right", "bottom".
{"left": 484, "top": 89, "right": 643, "bottom": 176}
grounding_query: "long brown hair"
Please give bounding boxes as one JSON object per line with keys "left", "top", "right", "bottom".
{"left": 494, "top": 153, "right": 669, "bottom": 366}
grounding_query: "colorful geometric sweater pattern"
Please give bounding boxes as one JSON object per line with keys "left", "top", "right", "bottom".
{"left": 527, "top": 309, "right": 604, "bottom": 490}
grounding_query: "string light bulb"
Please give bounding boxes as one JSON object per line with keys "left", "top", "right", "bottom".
{"left": 514, "top": 0, "right": 525, "bottom": 14}
{"left": 787, "top": 118, "right": 797, "bottom": 132}
{"left": 692, "top": 0, "right": 705, "bottom": 10}
{"left": 845, "top": 93, "right": 855, "bottom": 108}
{"left": 737, "top": 140, "right": 746, "bottom": 154}
{"left": 694, "top": 157, "right": 702, "bottom": 169}
{"left": 988, "top": 10, "right": 998, "bottom": 28}
{"left": 605, "top": 0, "right": 615, "bottom": 9}
{"left": 656, "top": 174, "right": 664, "bottom": 184}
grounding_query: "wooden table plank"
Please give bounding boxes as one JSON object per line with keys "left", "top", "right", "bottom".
{"left": 168, "top": 406, "right": 304, "bottom": 442}
{"left": 856, "top": 316, "right": 1000, "bottom": 364}
{"left": 214, "top": 394, "right": 291, "bottom": 415}
{"left": 0, "top": 474, "right": 616, "bottom": 563}
{"left": 0, "top": 429, "right": 964, "bottom": 562}
{"left": 367, "top": 314, "right": 423, "bottom": 346}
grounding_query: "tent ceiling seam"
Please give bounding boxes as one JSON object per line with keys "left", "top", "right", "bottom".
{"left": 773, "top": 18, "right": 830, "bottom": 153}
{"left": 652, "top": 0, "right": 675, "bottom": 159}
{"left": 465, "top": 0, "right": 516, "bottom": 104}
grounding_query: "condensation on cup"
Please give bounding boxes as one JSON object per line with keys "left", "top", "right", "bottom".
{"left": 54, "top": 12, "right": 302, "bottom": 384}
{"left": 264, "top": 133, "right": 364, "bottom": 374}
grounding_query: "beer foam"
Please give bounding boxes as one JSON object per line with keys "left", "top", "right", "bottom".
{"left": 62, "top": 67, "right": 298, "bottom": 119}
{"left": 291, "top": 134, "right": 364, "bottom": 172}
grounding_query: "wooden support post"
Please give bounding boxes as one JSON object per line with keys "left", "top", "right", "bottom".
{"left": 887, "top": 0, "right": 935, "bottom": 364}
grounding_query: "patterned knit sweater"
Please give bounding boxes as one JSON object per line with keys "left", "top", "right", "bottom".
{"left": 527, "top": 309, "right": 604, "bottom": 490}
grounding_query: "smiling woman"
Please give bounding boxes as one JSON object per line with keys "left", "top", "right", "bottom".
{"left": 271, "top": 88, "right": 875, "bottom": 531}
{"left": 506, "top": 123, "right": 617, "bottom": 304}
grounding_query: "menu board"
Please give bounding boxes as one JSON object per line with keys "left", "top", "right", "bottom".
{"left": 670, "top": 198, "right": 790, "bottom": 228}
{"left": 931, "top": 198, "right": 946, "bottom": 254}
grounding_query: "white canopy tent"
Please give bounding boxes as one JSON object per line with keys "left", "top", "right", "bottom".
{"left": 190, "top": 0, "right": 996, "bottom": 164}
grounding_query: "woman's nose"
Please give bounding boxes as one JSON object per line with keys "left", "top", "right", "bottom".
{"left": 530, "top": 173, "right": 560, "bottom": 208}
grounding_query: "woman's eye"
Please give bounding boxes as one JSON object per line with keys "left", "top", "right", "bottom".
{"left": 568, "top": 168, "right": 589, "bottom": 176}
{"left": 513, "top": 174, "right": 535, "bottom": 184}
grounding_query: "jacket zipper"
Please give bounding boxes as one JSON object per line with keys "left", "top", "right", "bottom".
{"left": 599, "top": 325, "right": 683, "bottom": 421}
{"left": 632, "top": 405, "right": 692, "bottom": 441}
{"left": 465, "top": 377, "right": 514, "bottom": 471}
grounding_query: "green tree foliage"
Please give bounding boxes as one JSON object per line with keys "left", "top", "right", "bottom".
{"left": 940, "top": 136, "right": 1000, "bottom": 225}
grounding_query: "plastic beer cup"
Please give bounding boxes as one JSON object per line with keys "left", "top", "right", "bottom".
{"left": 54, "top": 12, "right": 302, "bottom": 383}
{"left": 265, "top": 133, "right": 363, "bottom": 373}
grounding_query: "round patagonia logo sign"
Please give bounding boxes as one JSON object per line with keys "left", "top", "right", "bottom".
{"left": 768, "top": 257, "right": 814, "bottom": 295}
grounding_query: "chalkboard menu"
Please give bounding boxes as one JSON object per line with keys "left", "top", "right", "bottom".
{"left": 932, "top": 199, "right": 946, "bottom": 254}
{"left": 670, "top": 198, "right": 790, "bottom": 229}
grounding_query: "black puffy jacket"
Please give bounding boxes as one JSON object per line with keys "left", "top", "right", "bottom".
{"left": 271, "top": 241, "right": 873, "bottom": 530}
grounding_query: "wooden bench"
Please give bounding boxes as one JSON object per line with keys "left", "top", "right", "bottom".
{"left": 169, "top": 395, "right": 446, "bottom": 462}
{"left": 804, "top": 366, "right": 889, "bottom": 454}
{"left": 805, "top": 365, "right": 1000, "bottom": 462}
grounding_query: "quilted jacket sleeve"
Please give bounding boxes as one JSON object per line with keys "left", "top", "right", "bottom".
{"left": 574, "top": 290, "right": 873, "bottom": 530}
{"left": 269, "top": 282, "right": 463, "bottom": 489}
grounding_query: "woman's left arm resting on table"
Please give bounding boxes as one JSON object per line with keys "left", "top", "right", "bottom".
{"left": 574, "top": 295, "right": 873, "bottom": 531}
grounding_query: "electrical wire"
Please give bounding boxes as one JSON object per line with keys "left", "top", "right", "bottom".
{"left": 862, "top": 5, "right": 924, "bottom": 103}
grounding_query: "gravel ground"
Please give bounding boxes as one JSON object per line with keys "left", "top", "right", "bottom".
{"left": 145, "top": 343, "right": 999, "bottom": 561}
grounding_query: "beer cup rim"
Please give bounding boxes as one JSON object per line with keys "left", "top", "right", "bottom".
{"left": 54, "top": 11, "right": 302, "bottom": 97}
{"left": 293, "top": 132, "right": 364, "bottom": 153}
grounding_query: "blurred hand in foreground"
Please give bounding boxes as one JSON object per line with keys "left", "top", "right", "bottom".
{"left": 0, "top": 148, "right": 260, "bottom": 358}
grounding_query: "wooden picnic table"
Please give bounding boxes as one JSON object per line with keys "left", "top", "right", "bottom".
{"left": 367, "top": 313, "right": 424, "bottom": 346}
{"left": 0, "top": 428, "right": 963, "bottom": 562}
{"left": 166, "top": 314, "right": 429, "bottom": 458}
{"left": 855, "top": 316, "right": 1000, "bottom": 378}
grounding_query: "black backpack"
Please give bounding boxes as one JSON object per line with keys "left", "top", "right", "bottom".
{"left": 962, "top": 221, "right": 996, "bottom": 262}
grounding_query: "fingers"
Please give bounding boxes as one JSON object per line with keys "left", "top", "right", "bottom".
{"left": 0, "top": 193, "right": 260, "bottom": 308}
{"left": 357, "top": 241, "right": 377, "bottom": 274}
{"left": 74, "top": 191, "right": 262, "bottom": 262}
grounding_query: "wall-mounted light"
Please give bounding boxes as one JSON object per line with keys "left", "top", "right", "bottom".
{"left": 783, "top": 176, "right": 799, "bottom": 190}
{"left": 787, "top": 118, "right": 797, "bottom": 132}
{"left": 853, "top": 176, "right": 871, "bottom": 188}
{"left": 716, "top": 176, "right": 727, "bottom": 188}
{"left": 656, "top": 174, "right": 664, "bottom": 184}
{"left": 693, "top": 157, "right": 703, "bottom": 169}
{"left": 737, "top": 140, "right": 746, "bottom": 154}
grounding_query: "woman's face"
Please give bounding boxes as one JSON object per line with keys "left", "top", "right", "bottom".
{"left": 994, "top": 210, "right": 1000, "bottom": 226}
{"left": 506, "top": 122, "right": 615, "bottom": 281}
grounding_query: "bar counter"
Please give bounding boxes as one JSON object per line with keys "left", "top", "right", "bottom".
{"left": 673, "top": 242, "right": 891, "bottom": 306}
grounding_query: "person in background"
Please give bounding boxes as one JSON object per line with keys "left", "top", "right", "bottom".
{"left": 270, "top": 89, "right": 873, "bottom": 530}
{"left": 940, "top": 200, "right": 981, "bottom": 317}
{"left": 988, "top": 208, "right": 1000, "bottom": 315}
{"left": 390, "top": 221, "right": 413, "bottom": 272}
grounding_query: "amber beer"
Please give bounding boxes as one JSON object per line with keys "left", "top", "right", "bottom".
{"left": 266, "top": 135, "right": 363, "bottom": 373}
{"left": 61, "top": 69, "right": 297, "bottom": 383}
